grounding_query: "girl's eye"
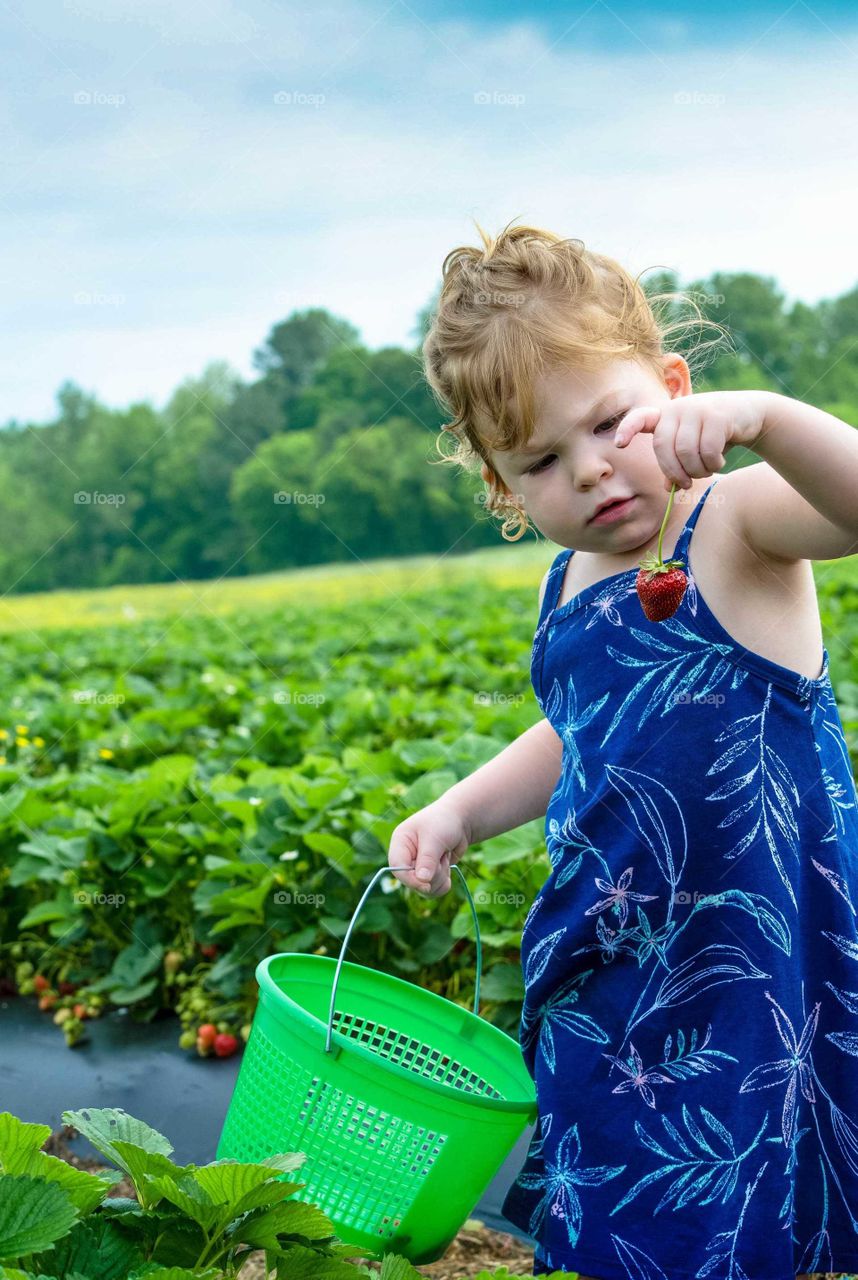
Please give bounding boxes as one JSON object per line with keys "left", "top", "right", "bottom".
{"left": 525, "top": 414, "right": 627, "bottom": 475}
{"left": 526, "top": 454, "right": 557, "bottom": 476}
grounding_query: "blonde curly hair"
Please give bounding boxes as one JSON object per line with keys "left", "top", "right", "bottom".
{"left": 422, "top": 218, "right": 732, "bottom": 541}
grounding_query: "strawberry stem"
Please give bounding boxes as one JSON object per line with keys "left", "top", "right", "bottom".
{"left": 656, "top": 483, "right": 677, "bottom": 564}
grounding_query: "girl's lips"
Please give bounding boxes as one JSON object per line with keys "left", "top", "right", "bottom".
{"left": 589, "top": 496, "right": 636, "bottom": 525}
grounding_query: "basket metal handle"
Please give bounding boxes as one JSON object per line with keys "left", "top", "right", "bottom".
{"left": 324, "top": 863, "right": 482, "bottom": 1053}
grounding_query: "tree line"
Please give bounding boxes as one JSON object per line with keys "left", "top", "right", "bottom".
{"left": 3, "top": 271, "right": 857, "bottom": 593}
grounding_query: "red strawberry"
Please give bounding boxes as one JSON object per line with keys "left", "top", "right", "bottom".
{"left": 197, "top": 1022, "right": 218, "bottom": 1047}
{"left": 200, "top": 943, "right": 218, "bottom": 960}
{"left": 33, "top": 974, "right": 50, "bottom": 993}
{"left": 635, "top": 554, "right": 688, "bottom": 621}
{"left": 635, "top": 482, "right": 689, "bottom": 622}
{"left": 214, "top": 1033, "right": 239, "bottom": 1058}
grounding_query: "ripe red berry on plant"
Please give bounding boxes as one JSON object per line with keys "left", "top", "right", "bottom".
{"left": 214, "top": 1033, "right": 239, "bottom": 1058}
{"left": 635, "top": 482, "right": 689, "bottom": 621}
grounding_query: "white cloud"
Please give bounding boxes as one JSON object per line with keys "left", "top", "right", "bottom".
{"left": 1, "top": 0, "right": 856, "bottom": 423}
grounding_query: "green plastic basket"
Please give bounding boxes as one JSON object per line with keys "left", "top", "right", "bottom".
{"left": 216, "top": 863, "right": 537, "bottom": 1264}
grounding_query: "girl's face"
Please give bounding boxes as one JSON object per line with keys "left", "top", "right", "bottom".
{"left": 483, "top": 353, "right": 704, "bottom": 553}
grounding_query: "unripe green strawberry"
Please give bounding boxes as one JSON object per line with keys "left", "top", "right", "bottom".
{"left": 179, "top": 1029, "right": 197, "bottom": 1050}
{"left": 164, "top": 949, "right": 184, "bottom": 974}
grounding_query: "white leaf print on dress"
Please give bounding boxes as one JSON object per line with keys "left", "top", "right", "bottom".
{"left": 704, "top": 683, "right": 801, "bottom": 910}
{"left": 812, "top": 856, "right": 857, "bottom": 915}
{"left": 606, "top": 765, "right": 688, "bottom": 893}
{"left": 695, "top": 1159, "right": 769, "bottom": 1280}
{"left": 609, "top": 1102, "right": 769, "bottom": 1217}
{"left": 610, "top": 1234, "right": 670, "bottom": 1279}
{"left": 524, "top": 925, "right": 567, "bottom": 990}
{"left": 545, "top": 807, "right": 595, "bottom": 890}
{"left": 603, "top": 1024, "right": 739, "bottom": 1109}
{"left": 584, "top": 865, "right": 658, "bottom": 931}
{"left": 512, "top": 1120, "right": 626, "bottom": 1248}
{"left": 738, "top": 990, "right": 819, "bottom": 1149}
{"left": 598, "top": 618, "right": 748, "bottom": 747}
{"left": 545, "top": 672, "right": 610, "bottom": 794}
{"left": 687, "top": 888, "right": 792, "bottom": 956}
{"left": 636, "top": 943, "right": 770, "bottom": 1027}
{"left": 579, "top": 577, "right": 640, "bottom": 629}
{"left": 521, "top": 970, "right": 611, "bottom": 1073}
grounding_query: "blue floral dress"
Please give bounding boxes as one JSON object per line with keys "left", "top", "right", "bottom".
{"left": 500, "top": 480, "right": 858, "bottom": 1279}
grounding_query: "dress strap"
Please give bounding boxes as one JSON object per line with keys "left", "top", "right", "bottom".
{"left": 537, "top": 547, "right": 574, "bottom": 630}
{"left": 672, "top": 480, "right": 720, "bottom": 563}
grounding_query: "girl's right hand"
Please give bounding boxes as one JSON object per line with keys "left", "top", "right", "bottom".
{"left": 387, "top": 800, "right": 472, "bottom": 897}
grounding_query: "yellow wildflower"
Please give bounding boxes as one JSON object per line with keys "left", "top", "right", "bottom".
{"left": 99, "top": 748, "right": 115, "bottom": 760}
{"left": 15, "top": 725, "right": 28, "bottom": 735}
{"left": 0, "top": 757, "right": 6, "bottom": 766}
{"left": 33, "top": 736, "right": 45, "bottom": 747}
{"left": 0, "top": 730, "right": 7, "bottom": 740}
{"left": 15, "top": 737, "right": 27, "bottom": 748}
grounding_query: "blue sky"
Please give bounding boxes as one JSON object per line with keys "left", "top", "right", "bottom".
{"left": 2, "top": 0, "right": 857, "bottom": 425}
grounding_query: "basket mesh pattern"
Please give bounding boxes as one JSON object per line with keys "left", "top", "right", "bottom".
{"left": 220, "top": 1022, "right": 449, "bottom": 1237}
{"left": 331, "top": 1009, "right": 504, "bottom": 1098}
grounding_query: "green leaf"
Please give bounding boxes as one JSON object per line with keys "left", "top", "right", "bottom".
{"left": 400, "top": 770, "right": 458, "bottom": 809}
{"left": 392, "top": 739, "right": 449, "bottom": 770}
{"left": 30, "top": 1218, "right": 146, "bottom": 1280}
{"left": 257, "top": 1152, "right": 306, "bottom": 1174}
{"left": 0, "top": 1174, "right": 78, "bottom": 1260}
{"left": 379, "top": 1253, "right": 426, "bottom": 1280}
{"left": 144, "top": 1174, "right": 221, "bottom": 1233}
{"left": 414, "top": 921, "right": 455, "bottom": 965}
{"left": 18, "top": 899, "right": 74, "bottom": 929}
{"left": 128, "top": 1269, "right": 219, "bottom": 1280}
{"left": 0, "top": 1114, "right": 53, "bottom": 1172}
{"left": 478, "top": 823, "right": 543, "bottom": 867}
{"left": 61, "top": 1110, "right": 173, "bottom": 1168}
{"left": 189, "top": 1161, "right": 291, "bottom": 1207}
{"left": 231, "top": 1199, "right": 334, "bottom": 1248}
{"left": 109, "top": 1141, "right": 186, "bottom": 1201}
{"left": 108, "top": 979, "right": 159, "bottom": 1005}
{"left": 302, "top": 832, "right": 354, "bottom": 864}
{"left": 22, "top": 1152, "right": 115, "bottom": 1216}
{"left": 141, "top": 755, "right": 197, "bottom": 790}
{"left": 108, "top": 940, "right": 165, "bottom": 991}
{"left": 479, "top": 963, "right": 525, "bottom": 1003}
{"left": 271, "top": 1243, "right": 378, "bottom": 1280}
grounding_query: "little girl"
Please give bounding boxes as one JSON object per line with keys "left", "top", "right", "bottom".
{"left": 388, "top": 221, "right": 858, "bottom": 1280}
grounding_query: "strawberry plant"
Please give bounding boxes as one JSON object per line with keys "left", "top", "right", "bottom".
{"left": 0, "top": 1105, "right": 425, "bottom": 1280}
{"left": 0, "top": 559, "right": 854, "bottom": 1052}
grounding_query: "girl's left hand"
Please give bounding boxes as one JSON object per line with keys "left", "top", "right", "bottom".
{"left": 613, "top": 390, "right": 767, "bottom": 492}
